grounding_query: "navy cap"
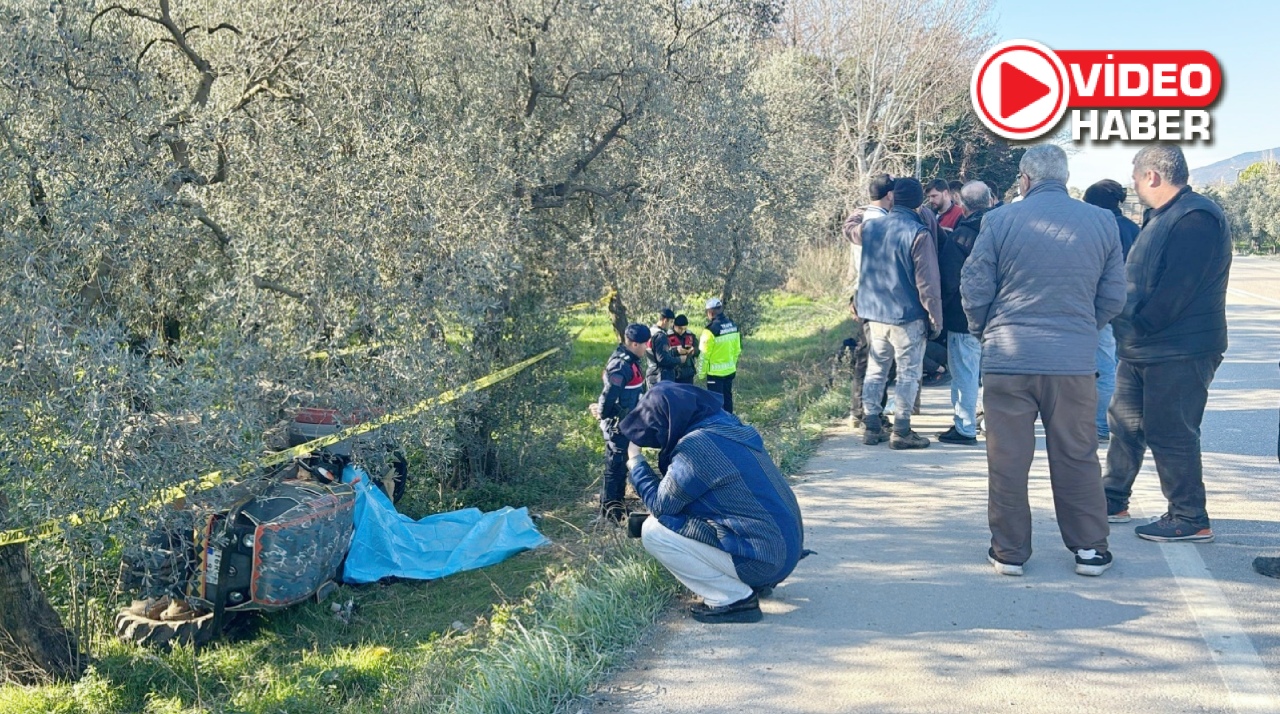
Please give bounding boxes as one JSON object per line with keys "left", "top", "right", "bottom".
{"left": 624, "top": 323, "right": 651, "bottom": 343}
{"left": 674, "top": 314, "right": 689, "bottom": 327}
{"left": 659, "top": 308, "right": 676, "bottom": 320}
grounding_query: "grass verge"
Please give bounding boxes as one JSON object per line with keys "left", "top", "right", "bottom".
{"left": 0, "top": 292, "right": 851, "bottom": 714}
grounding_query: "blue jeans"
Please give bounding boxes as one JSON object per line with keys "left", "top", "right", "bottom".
{"left": 862, "top": 320, "right": 926, "bottom": 429}
{"left": 948, "top": 332, "right": 982, "bottom": 438}
{"left": 1095, "top": 325, "right": 1117, "bottom": 437}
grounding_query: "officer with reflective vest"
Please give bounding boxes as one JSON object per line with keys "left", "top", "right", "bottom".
{"left": 671, "top": 314, "right": 700, "bottom": 384}
{"left": 698, "top": 298, "right": 742, "bottom": 413}
{"left": 588, "top": 323, "right": 650, "bottom": 522}
{"left": 645, "top": 308, "right": 681, "bottom": 386}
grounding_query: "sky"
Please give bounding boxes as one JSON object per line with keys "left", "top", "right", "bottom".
{"left": 992, "top": 1, "right": 1280, "bottom": 189}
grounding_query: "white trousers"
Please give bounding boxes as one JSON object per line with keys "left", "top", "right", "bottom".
{"left": 641, "top": 517, "right": 753, "bottom": 607}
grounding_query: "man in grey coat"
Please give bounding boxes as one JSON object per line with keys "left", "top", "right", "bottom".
{"left": 961, "top": 144, "right": 1126, "bottom": 577}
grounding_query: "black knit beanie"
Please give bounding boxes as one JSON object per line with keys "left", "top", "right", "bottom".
{"left": 893, "top": 178, "right": 925, "bottom": 209}
{"left": 1083, "top": 179, "right": 1126, "bottom": 211}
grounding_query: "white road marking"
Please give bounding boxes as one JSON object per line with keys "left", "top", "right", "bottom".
{"left": 1234, "top": 258, "right": 1280, "bottom": 276}
{"left": 1159, "top": 539, "right": 1280, "bottom": 712}
{"left": 1228, "top": 287, "right": 1280, "bottom": 307}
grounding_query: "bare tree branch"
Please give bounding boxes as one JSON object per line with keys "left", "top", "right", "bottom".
{"left": 94, "top": 0, "right": 219, "bottom": 108}
{"left": 251, "top": 275, "right": 306, "bottom": 301}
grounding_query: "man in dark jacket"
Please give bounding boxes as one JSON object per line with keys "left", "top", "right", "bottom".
{"left": 1084, "top": 179, "right": 1143, "bottom": 442}
{"left": 856, "top": 178, "right": 943, "bottom": 449}
{"left": 621, "top": 382, "right": 803, "bottom": 623}
{"left": 962, "top": 144, "right": 1126, "bottom": 577}
{"left": 645, "top": 308, "right": 681, "bottom": 386}
{"left": 1084, "top": 179, "right": 1140, "bottom": 259}
{"left": 670, "top": 314, "right": 699, "bottom": 383}
{"left": 587, "top": 323, "right": 650, "bottom": 522}
{"left": 1104, "top": 144, "right": 1232, "bottom": 543}
{"left": 937, "top": 180, "right": 993, "bottom": 445}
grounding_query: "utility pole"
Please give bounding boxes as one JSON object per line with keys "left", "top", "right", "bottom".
{"left": 915, "top": 121, "right": 923, "bottom": 178}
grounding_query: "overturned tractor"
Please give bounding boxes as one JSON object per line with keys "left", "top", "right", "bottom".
{"left": 115, "top": 409, "right": 407, "bottom": 648}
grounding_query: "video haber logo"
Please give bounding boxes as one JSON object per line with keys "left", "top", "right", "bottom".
{"left": 970, "top": 40, "right": 1223, "bottom": 142}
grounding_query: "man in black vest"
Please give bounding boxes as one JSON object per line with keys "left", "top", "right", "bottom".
{"left": 1104, "top": 144, "right": 1232, "bottom": 543}
{"left": 856, "top": 178, "right": 943, "bottom": 449}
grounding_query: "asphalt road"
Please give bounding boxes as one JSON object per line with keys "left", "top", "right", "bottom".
{"left": 590, "top": 256, "right": 1280, "bottom": 714}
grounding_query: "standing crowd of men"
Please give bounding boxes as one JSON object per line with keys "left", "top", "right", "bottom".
{"left": 583, "top": 140, "right": 1234, "bottom": 623}
{"left": 843, "top": 143, "right": 1232, "bottom": 576}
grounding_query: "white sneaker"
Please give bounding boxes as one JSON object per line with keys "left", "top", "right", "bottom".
{"left": 987, "top": 548, "right": 1024, "bottom": 576}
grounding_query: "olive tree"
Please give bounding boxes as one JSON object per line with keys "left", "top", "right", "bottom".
{"left": 778, "top": 0, "right": 993, "bottom": 226}
{"left": 0, "top": 0, "right": 829, "bottom": 676}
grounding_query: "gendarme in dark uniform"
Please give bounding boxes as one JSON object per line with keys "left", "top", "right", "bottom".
{"left": 594, "top": 323, "right": 650, "bottom": 521}
{"left": 671, "top": 314, "right": 700, "bottom": 384}
{"left": 645, "top": 308, "right": 681, "bottom": 387}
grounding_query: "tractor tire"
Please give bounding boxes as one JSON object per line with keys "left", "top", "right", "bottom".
{"left": 114, "top": 601, "right": 219, "bottom": 649}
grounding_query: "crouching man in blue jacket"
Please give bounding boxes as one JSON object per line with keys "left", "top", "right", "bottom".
{"left": 619, "top": 382, "right": 804, "bottom": 623}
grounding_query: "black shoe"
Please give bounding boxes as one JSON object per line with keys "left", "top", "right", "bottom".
{"left": 753, "top": 584, "right": 774, "bottom": 599}
{"left": 937, "top": 427, "right": 978, "bottom": 445}
{"left": 1074, "top": 549, "right": 1113, "bottom": 576}
{"left": 924, "top": 371, "right": 951, "bottom": 387}
{"left": 690, "top": 594, "right": 763, "bottom": 624}
{"left": 863, "top": 428, "right": 887, "bottom": 445}
{"left": 890, "top": 430, "right": 930, "bottom": 450}
{"left": 1253, "top": 557, "right": 1280, "bottom": 579}
{"left": 1135, "top": 513, "right": 1213, "bottom": 543}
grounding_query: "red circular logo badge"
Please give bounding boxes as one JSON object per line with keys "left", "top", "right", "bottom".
{"left": 971, "top": 40, "right": 1070, "bottom": 141}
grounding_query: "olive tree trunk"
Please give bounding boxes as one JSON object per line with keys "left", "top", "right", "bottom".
{"left": 0, "top": 495, "right": 84, "bottom": 683}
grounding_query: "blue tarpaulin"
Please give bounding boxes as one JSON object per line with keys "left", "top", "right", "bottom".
{"left": 340, "top": 465, "right": 550, "bottom": 584}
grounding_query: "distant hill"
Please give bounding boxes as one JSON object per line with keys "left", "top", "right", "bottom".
{"left": 1190, "top": 147, "right": 1280, "bottom": 187}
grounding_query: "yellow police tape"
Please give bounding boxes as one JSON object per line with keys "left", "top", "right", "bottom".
{"left": 0, "top": 346, "right": 562, "bottom": 548}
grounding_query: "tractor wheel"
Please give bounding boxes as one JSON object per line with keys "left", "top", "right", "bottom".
{"left": 114, "top": 599, "right": 219, "bottom": 649}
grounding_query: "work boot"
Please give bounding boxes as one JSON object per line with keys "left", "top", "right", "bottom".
{"left": 889, "top": 417, "right": 930, "bottom": 450}
{"left": 862, "top": 414, "right": 886, "bottom": 445}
